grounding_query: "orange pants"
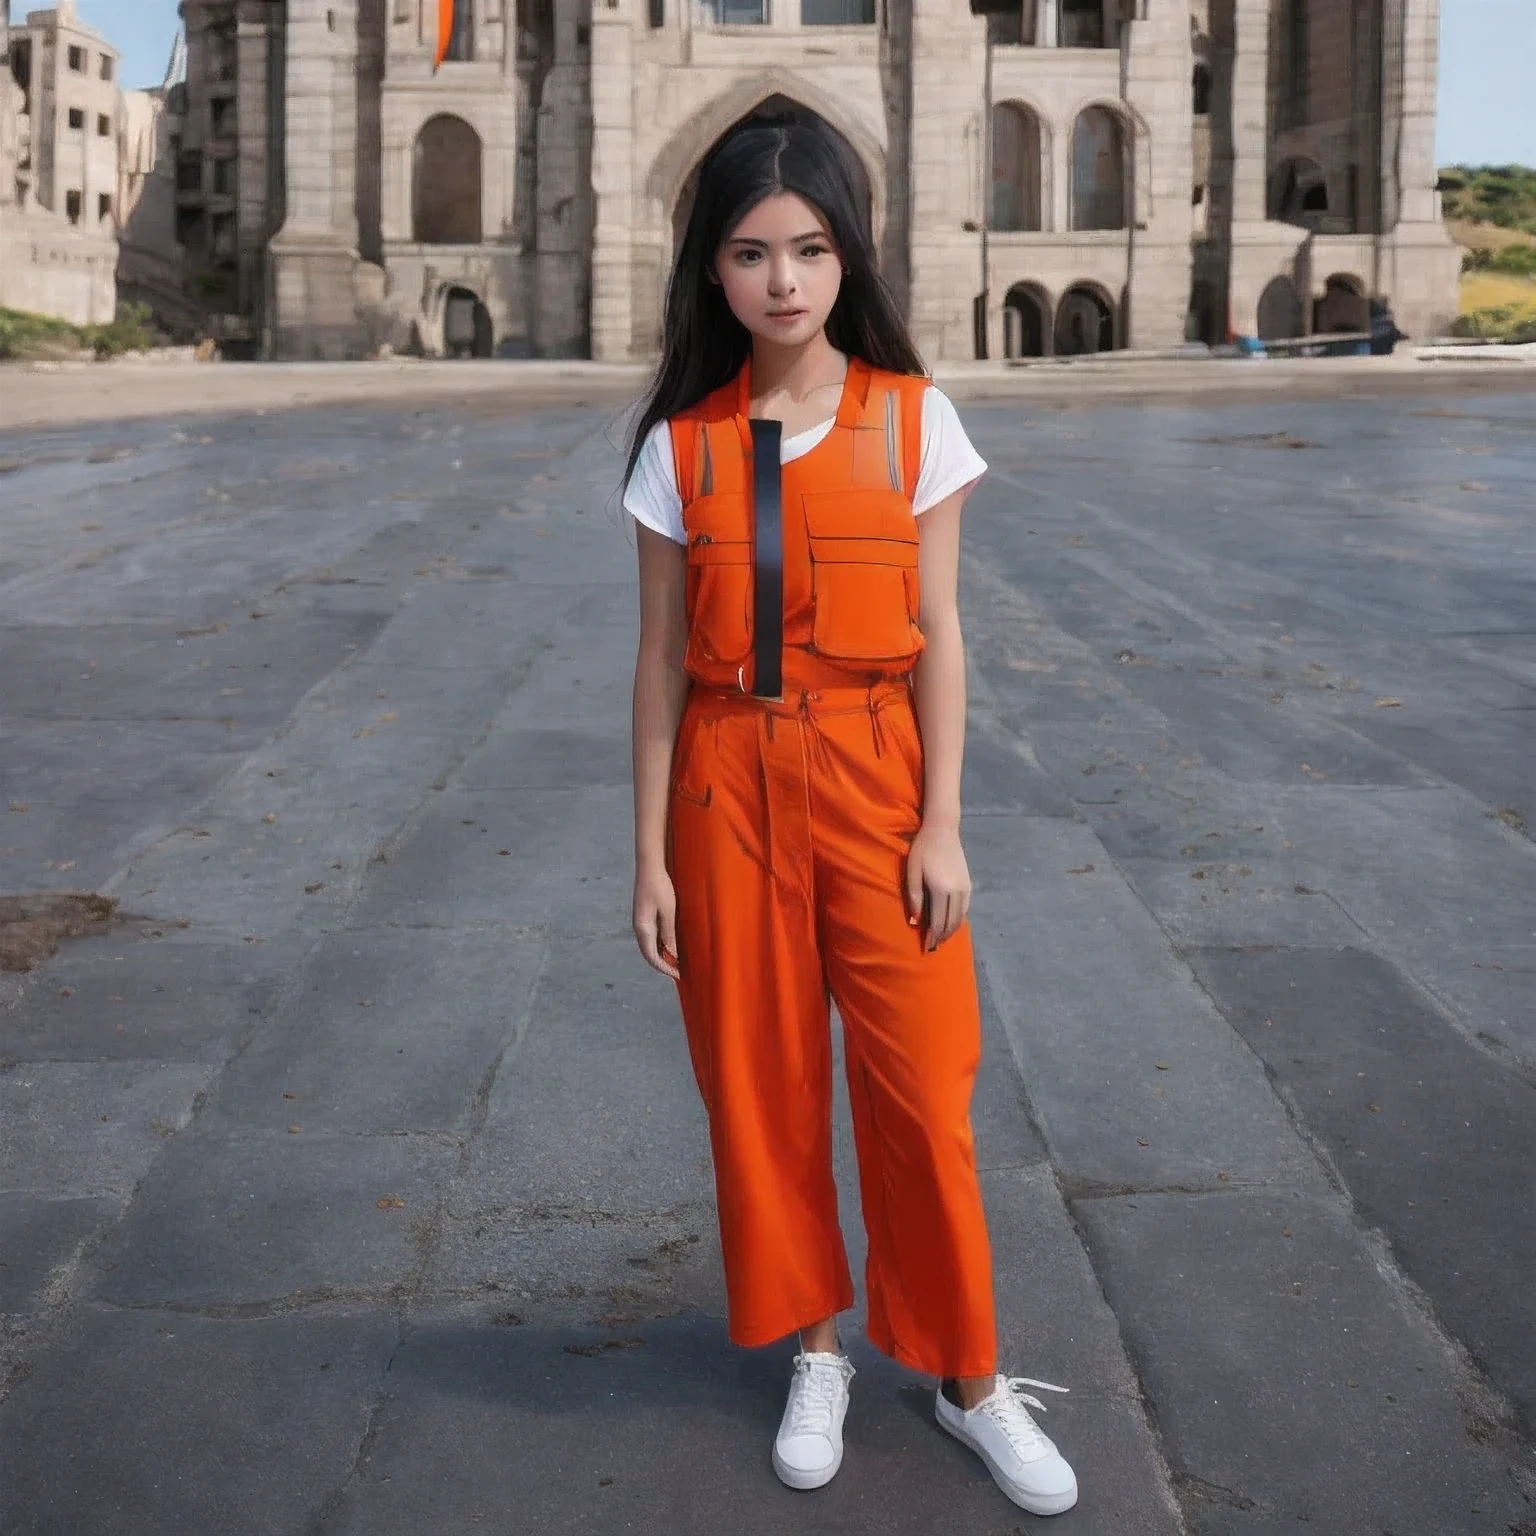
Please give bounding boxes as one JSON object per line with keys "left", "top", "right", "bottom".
{"left": 668, "top": 679, "right": 997, "bottom": 1378}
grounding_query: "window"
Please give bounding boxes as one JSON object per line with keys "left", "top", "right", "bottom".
{"left": 213, "top": 157, "right": 235, "bottom": 195}
{"left": 649, "top": 0, "right": 664, "bottom": 25}
{"left": 702, "top": 0, "right": 767, "bottom": 21}
{"left": 211, "top": 211, "right": 237, "bottom": 263}
{"left": 413, "top": 115, "right": 483, "bottom": 242}
{"left": 991, "top": 103, "right": 1044, "bottom": 231}
{"left": 177, "top": 151, "right": 202, "bottom": 192}
{"left": 175, "top": 204, "right": 204, "bottom": 248}
{"left": 1070, "top": 106, "right": 1127, "bottom": 230}
{"left": 1061, "top": 0, "right": 1104, "bottom": 48}
{"left": 100, "top": 55, "right": 113, "bottom": 81}
{"left": 1193, "top": 63, "right": 1212, "bottom": 116}
{"left": 803, "top": 0, "right": 875, "bottom": 23}
{"left": 444, "top": 0, "right": 475, "bottom": 60}
{"left": 1279, "top": 0, "right": 1310, "bottom": 130}
{"left": 210, "top": 97, "right": 234, "bottom": 138}
{"left": 67, "top": 45, "right": 84, "bottom": 72}
{"left": 97, "top": 113, "right": 111, "bottom": 137}
{"left": 98, "top": 192, "right": 111, "bottom": 221}
{"left": 68, "top": 107, "right": 85, "bottom": 130}
{"left": 65, "top": 188, "right": 82, "bottom": 223}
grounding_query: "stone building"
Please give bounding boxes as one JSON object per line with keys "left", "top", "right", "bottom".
{"left": 0, "top": 0, "right": 120, "bottom": 324}
{"left": 176, "top": 0, "right": 1458, "bottom": 361}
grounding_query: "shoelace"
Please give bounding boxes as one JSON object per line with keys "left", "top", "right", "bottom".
{"left": 785, "top": 1353, "right": 851, "bottom": 1438}
{"left": 981, "top": 1376, "right": 1070, "bottom": 1456}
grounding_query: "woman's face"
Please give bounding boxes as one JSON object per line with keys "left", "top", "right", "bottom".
{"left": 715, "top": 192, "right": 843, "bottom": 350}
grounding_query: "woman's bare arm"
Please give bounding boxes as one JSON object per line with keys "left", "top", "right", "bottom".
{"left": 632, "top": 524, "right": 690, "bottom": 976}
{"left": 907, "top": 489, "right": 973, "bottom": 947}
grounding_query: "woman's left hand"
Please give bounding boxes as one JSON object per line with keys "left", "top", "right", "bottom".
{"left": 905, "top": 819, "right": 973, "bottom": 951}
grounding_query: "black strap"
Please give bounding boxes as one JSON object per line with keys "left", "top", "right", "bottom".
{"left": 749, "top": 419, "right": 784, "bottom": 699}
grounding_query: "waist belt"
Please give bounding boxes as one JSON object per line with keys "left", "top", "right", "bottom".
{"left": 748, "top": 418, "right": 783, "bottom": 700}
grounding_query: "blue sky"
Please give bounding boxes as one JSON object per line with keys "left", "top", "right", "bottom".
{"left": 83, "top": 0, "right": 1536, "bottom": 167}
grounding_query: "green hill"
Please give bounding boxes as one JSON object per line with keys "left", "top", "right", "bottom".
{"left": 1438, "top": 164, "right": 1536, "bottom": 237}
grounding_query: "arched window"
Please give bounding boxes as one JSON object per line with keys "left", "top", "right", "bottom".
{"left": 413, "top": 114, "right": 482, "bottom": 244}
{"left": 1268, "top": 155, "right": 1328, "bottom": 228}
{"left": 1070, "top": 107, "right": 1126, "bottom": 231}
{"left": 991, "top": 103, "right": 1043, "bottom": 232}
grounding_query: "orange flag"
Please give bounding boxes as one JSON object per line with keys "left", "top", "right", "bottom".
{"left": 434, "top": 0, "right": 455, "bottom": 69}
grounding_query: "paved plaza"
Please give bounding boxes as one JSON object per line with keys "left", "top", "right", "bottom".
{"left": 1, "top": 370, "right": 1534, "bottom": 1534}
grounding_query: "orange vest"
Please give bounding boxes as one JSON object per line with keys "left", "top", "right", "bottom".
{"left": 669, "top": 358, "right": 929, "bottom": 693}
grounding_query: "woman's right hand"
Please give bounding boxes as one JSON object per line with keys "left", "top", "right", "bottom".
{"left": 633, "top": 861, "right": 681, "bottom": 980}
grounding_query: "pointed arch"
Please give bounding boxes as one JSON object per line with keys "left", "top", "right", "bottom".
{"left": 643, "top": 69, "right": 887, "bottom": 245}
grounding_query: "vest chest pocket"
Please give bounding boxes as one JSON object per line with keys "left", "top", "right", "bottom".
{"left": 683, "top": 494, "right": 753, "bottom": 669}
{"left": 802, "top": 490, "right": 922, "bottom": 663}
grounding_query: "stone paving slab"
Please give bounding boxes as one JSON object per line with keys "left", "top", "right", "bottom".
{"left": 968, "top": 818, "right": 1324, "bottom": 1194}
{"left": 0, "top": 930, "right": 289, "bottom": 1063}
{"left": 0, "top": 1060, "right": 216, "bottom": 1201}
{"left": 316, "top": 1311, "right": 1179, "bottom": 1536}
{"left": 453, "top": 932, "right": 715, "bottom": 1218}
{"left": 0, "top": 1194, "right": 119, "bottom": 1312}
{"left": 1073, "top": 1190, "right": 1531, "bottom": 1534}
{"left": 80, "top": 1130, "right": 458, "bottom": 1308}
{"left": 201, "top": 925, "right": 546, "bottom": 1137}
{"left": 1188, "top": 944, "right": 1536, "bottom": 1435}
{"left": 347, "top": 785, "right": 633, "bottom": 933}
{"left": 0, "top": 1305, "right": 398, "bottom": 1536}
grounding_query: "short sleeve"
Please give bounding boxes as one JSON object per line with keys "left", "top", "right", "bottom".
{"left": 913, "top": 387, "right": 987, "bottom": 515}
{"left": 623, "top": 421, "right": 686, "bottom": 544}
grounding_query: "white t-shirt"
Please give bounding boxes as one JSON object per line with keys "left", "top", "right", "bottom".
{"left": 624, "top": 385, "right": 986, "bottom": 544}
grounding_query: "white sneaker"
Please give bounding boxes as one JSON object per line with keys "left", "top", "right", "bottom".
{"left": 935, "top": 1374, "right": 1078, "bottom": 1516}
{"left": 772, "top": 1351, "right": 855, "bottom": 1490}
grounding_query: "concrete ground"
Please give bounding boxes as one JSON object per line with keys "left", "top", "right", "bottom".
{"left": 0, "top": 372, "right": 1533, "bottom": 1535}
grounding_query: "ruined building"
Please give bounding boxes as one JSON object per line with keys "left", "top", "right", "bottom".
{"left": 1, "top": 0, "right": 121, "bottom": 324}
{"left": 170, "top": 0, "right": 1458, "bottom": 360}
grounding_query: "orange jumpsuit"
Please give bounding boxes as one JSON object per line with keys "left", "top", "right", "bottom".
{"left": 666, "top": 358, "right": 997, "bottom": 1380}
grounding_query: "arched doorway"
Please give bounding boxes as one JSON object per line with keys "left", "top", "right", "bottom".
{"left": 991, "top": 103, "right": 1044, "bottom": 232}
{"left": 1315, "top": 272, "right": 1368, "bottom": 333}
{"left": 413, "top": 115, "right": 482, "bottom": 244}
{"left": 1070, "top": 106, "right": 1127, "bottom": 231}
{"left": 1003, "top": 282, "right": 1051, "bottom": 358}
{"left": 1055, "top": 284, "right": 1115, "bottom": 354}
{"left": 1256, "top": 275, "right": 1304, "bottom": 340}
{"left": 442, "top": 285, "right": 493, "bottom": 358}
{"left": 670, "top": 95, "right": 869, "bottom": 252}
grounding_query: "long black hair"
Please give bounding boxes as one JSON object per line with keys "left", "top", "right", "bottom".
{"left": 623, "top": 114, "right": 926, "bottom": 488}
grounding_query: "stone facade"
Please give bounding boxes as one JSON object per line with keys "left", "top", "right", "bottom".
{"left": 0, "top": 0, "right": 120, "bottom": 325}
{"left": 186, "top": 0, "right": 1461, "bottom": 360}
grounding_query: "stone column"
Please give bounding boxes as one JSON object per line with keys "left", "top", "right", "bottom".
{"left": 589, "top": 0, "right": 634, "bottom": 361}
{"left": 1227, "top": 0, "right": 1269, "bottom": 226}
{"left": 268, "top": 0, "right": 366, "bottom": 357}
{"left": 907, "top": 0, "right": 988, "bottom": 361}
{"left": 1389, "top": 0, "right": 1440, "bottom": 227}
{"left": 1377, "top": 0, "right": 1459, "bottom": 342}
{"left": 1038, "top": 0, "right": 1057, "bottom": 48}
{"left": 531, "top": 0, "right": 593, "bottom": 355}
{"left": 1122, "top": 0, "right": 1194, "bottom": 348}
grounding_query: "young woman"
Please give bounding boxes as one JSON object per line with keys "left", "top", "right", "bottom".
{"left": 623, "top": 116, "right": 1078, "bottom": 1519}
